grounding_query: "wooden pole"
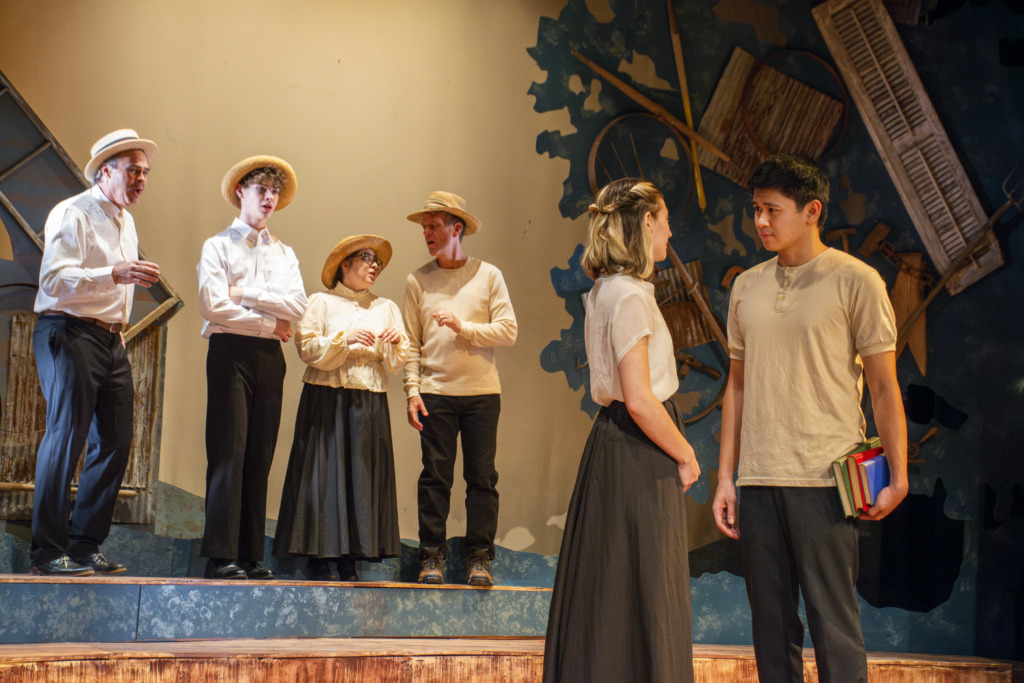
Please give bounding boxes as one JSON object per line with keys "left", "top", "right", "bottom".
{"left": 572, "top": 51, "right": 731, "bottom": 164}
{"left": 665, "top": 0, "right": 707, "bottom": 210}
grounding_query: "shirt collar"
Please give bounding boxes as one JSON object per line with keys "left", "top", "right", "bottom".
{"left": 89, "top": 185, "right": 122, "bottom": 220}
{"left": 229, "top": 217, "right": 273, "bottom": 247}
{"left": 331, "top": 280, "right": 373, "bottom": 303}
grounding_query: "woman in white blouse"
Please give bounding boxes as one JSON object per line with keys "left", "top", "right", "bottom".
{"left": 543, "top": 179, "right": 701, "bottom": 683}
{"left": 273, "top": 235, "right": 409, "bottom": 581}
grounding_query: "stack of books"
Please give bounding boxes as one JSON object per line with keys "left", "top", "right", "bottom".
{"left": 831, "top": 437, "right": 890, "bottom": 517}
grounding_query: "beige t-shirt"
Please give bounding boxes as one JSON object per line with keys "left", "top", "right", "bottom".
{"left": 728, "top": 248, "right": 896, "bottom": 486}
{"left": 403, "top": 257, "right": 517, "bottom": 397}
{"left": 585, "top": 273, "right": 679, "bottom": 406}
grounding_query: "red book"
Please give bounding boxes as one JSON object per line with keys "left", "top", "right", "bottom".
{"left": 844, "top": 445, "right": 884, "bottom": 513}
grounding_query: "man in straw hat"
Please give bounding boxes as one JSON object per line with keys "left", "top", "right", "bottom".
{"left": 403, "top": 191, "right": 517, "bottom": 587}
{"left": 30, "top": 129, "right": 160, "bottom": 576}
{"left": 197, "top": 155, "right": 307, "bottom": 580}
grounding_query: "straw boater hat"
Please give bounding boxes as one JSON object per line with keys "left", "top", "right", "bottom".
{"left": 221, "top": 155, "right": 298, "bottom": 210}
{"left": 406, "top": 191, "right": 480, "bottom": 235}
{"left": 83, "top": 129, "right": 158, "bottom": 179}
{"left": 320, "top": 234, "right": 393, "bottom": 289}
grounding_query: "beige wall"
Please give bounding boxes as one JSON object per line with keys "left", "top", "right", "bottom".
{"left": 0, "top": 0, "right": 593, "bottom": 555}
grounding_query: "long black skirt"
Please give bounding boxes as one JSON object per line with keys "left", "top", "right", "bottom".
{"left": 273, "top": 383, "right": 400, "bottom": 560}
{"left": 543, "top": 400, "right": 694, "bottom": 683}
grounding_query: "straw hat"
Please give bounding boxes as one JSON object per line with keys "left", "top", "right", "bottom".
{"left": 83, "top": 129, "right": 158, "bottom": 179}
{"left": 406, "top": 191, "right": 480, "bottom": 235}
{"left": 221, "top": 155, "right": 297, "bottom": 210}
{"left": 321, "top": 234, "right": 393, "bottom": 288}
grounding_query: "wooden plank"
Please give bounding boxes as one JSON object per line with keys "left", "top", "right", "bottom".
{"left": 0, "top": 639, "right": 1019, "bottom": 683}
{"left": 696, "top": 47, "right": 844, "bottom": 187}
{"left": 0, "top": 574, "right": 555, "bottom": 590}
{"left": 891, "top": 253, "right": 927, "bottom": 374}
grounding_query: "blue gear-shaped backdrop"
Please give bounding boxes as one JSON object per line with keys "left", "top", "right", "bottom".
{"left": 528, "top": 0, "right": 1024, "bottom": 656}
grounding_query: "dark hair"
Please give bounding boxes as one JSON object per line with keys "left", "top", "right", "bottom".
{"left": 239, "top": 166, "right": 287, "bottom": 191}
{"left": 92, "top": 153, "right": 130, "bottom": 185}
{"left": 749, "top": 154, "right": 829, "bottom": 227}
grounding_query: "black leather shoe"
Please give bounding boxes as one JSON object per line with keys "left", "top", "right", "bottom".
{"left": 73, "top": 552, "right": 127, "bottom": 574}
{"left": 30, "top": 555, "right": 94, "bottom": 577}
{"left": 305, "top": 558, "right": 335, "bottom": 581}
{"left": 204, "top": 558, "right": 247, "bottom": 580}
{"left": 336, "top": 558, "right": 359, "bottom": 582}
{"left": 239, "top": 560, "right": 275, "bottom": 580}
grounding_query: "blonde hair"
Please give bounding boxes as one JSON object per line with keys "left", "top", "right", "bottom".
{"left": 581, "top": 178, "right": 662, "bottom": 280}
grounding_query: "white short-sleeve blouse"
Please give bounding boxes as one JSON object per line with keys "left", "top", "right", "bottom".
{"left": 585, "top": 273, "right": 679, "bottom": 406}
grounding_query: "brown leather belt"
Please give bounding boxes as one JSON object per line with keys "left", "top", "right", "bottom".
{"left": 40, "top": 310, "right": 125, "bottom": 333}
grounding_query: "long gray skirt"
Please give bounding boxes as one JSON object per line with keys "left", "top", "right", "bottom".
{"left": 543, "top": 400, "right": 694, "bottom": 683}
{"left": 273, "top": 383, "right": 400, "bottom": 560}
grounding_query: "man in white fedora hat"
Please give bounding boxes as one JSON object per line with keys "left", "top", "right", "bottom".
{"left": 403, "top": 191, "right": 517, "bottom": 587}
{"left": 30, "top": 129, "right": 161, "bottom": 576}
{"left": 196, "top": 155, "right": 307, "bottom": 580}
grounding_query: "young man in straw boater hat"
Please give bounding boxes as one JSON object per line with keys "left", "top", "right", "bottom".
{"left": 403, "top": 191, "right": 517, "bottom": 587}
{"left": 31, "top": 129, "right": 161, "bottom": 576}
{"left": 197, "top": 155, "right": 307, "bottom": 580}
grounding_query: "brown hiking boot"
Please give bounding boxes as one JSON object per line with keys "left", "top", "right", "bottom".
{"left": 417, "top": 549, "right": 445, "bottom": 584}
{"left": 466, "top": 549, "right": 493, "bottom": 587}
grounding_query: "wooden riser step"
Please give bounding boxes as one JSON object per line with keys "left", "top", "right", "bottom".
{"left": 0, "top": 639, "right": 1019, "bottom": 683}
{"left": 0, "top": 575, "right": 550, "bottom": 643}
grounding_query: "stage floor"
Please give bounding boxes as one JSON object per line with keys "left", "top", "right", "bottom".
{"left": 0, "top": 638, "right": 1021, "bottom": 682}
{"left": 1, "top": 574, "right": 1021, "bottom": 681}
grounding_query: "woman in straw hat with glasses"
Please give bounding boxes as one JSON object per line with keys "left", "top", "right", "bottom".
{"left": 543, "top": 178, "right": 700, "bottom": 682}
{"left": 273, "top": 235, "right": 409, "bottom": 581}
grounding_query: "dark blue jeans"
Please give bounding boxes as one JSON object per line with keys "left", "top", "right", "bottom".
{"left": 31, "top": 315, "right": 134, "bottom": 564}
{"left": 739, "top": 485, "right": 867, "bottom": 683}
{"left": 416, "top": 393, "right": 500, "bottom": 557}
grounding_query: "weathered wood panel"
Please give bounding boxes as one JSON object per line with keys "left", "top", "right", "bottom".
{"left": 0, "top": 639, "right": 1019, "bottom": 683}
{"left": 0, "top": 314, "right": 165, "bottom": 524}
{"left": 813, "top": 0, "right": 1004, "bottom": 294}
{"left": 654, "top": 260, "right": 716, "bottom": 350}
{"left": 696, "top": 47, "right": 845, "bottom": 188}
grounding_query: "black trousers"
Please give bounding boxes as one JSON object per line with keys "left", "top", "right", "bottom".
{"left": 739, "top": 485, "right": 867, "bottom": 683}
{"left": 31, "top": 316, "right": 134, "bottom": 565}
{"left": 416, "top": 393, "right": 500, "bottom": 557}
{"left": 201, "top": 334, "right": 285, "bottom": 562}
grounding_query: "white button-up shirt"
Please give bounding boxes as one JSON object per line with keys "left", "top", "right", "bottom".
{"left": 34, "top": 186, "right": 138, "bottom": 324}
{"left": 197, "top": 218, "right": 307, "bottom": 339}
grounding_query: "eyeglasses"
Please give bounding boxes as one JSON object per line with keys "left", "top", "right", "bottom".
{"left": 352, "top": 251, "right": 383, "bottom": 269}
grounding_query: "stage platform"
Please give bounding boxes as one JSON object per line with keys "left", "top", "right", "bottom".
{"left": 0, "top": 638, "right": 1021, "bottom": 682}
{"left": 1, "top": 573, "right": 1021, "bottom": 681}
{"left": 0, "top": 574, "right": 551, "bottom": 643}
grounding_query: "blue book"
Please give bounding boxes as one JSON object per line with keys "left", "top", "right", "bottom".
{"left": 859, "top": 453, "right": 890, "bottom": 507}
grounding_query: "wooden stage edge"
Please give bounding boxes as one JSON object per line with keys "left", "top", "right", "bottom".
{"left": 0, "top": 638, "right": 1021, "bottom": 682}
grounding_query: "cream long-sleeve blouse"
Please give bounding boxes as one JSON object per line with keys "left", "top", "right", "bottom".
{"left": 295, "top": 282, "right": 410, "bottom": 392}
